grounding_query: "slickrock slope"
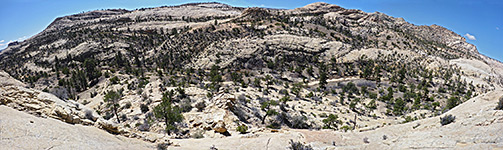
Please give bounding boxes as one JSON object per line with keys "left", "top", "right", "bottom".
{"left": 297, "top": 89, "right": 503, "bottom": 149}
{"left": 0, "top": 105, "right": 153, "bottom": 150}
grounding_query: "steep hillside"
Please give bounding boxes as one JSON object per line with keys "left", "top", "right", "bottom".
{"left": 0, "top": 2, "right": 502, "bottom": 149}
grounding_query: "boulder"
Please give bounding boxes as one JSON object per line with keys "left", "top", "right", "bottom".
{"left": 213, "top": 120, "right": 227, "bottom": 133}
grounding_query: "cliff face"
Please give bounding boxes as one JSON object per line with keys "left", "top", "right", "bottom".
{"left": 0, "top": 2, "right": 502, "bottom": 149}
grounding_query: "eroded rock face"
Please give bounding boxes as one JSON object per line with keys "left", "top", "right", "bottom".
{"left": 0, "top": 71, "right": 141, "bottom": 138}
{"left": 0, "top": 71, "right": 119, "bottom": 132}
{"left": 0, "top": 85, "right": 87, "bottom": 124}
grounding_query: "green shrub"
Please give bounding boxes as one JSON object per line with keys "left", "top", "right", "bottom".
{"left": 322, "top": 114, "right": 341, "bottom": 130}
{"left": 266, "top": 122, "right": 281, "bottom": 129}
{"left": 306, "top": 92, "right": 314, "bottom": 98}
{"left": 446, "top": 96, "right": 460, "bottom": 110}
{"left": 109, "top": 76, "right": 119, "bottom": 84}
{"left": 393, "top": 98, "right": 406, "bottom": 115}
{"left": 402, "top": 116, "right": 414, "bottom": 123}
{"left": 366, "top": 99, "right": 377, "bottom": 110}
{"left": 236, "top": 125, "right": 248, "bottom": 134}
{"left": 280, "top": 96, "right": 291, "bottom": 103}
{"left": 369, "top": 92, "right": 377, "bottom": 99}
{"left": 342, "top": 82, "right": 359, "bottom": 95}
{"left": 261, "top": 100, "right": 278, "bottom": 124}
{"left": 340, "top": 125, "right": 352, "bottom": 132}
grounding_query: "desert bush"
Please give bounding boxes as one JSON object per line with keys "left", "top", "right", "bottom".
{"left": 137, "top": 120, "right": 150, "bottom": 131}
{"left": 319, "top": 113, "right": 327, "bottom": 118}
{"left": 266, "top": 122, "right": 281, "bottom": 129}
{"left": 261, "top": 100, "right": 278, "bottom": 124}
{"left": 440, "top": 114, "right": 455, "bottom": 126}
{"left": 496, "top": 97, "right": 503, "bottom": 110}
{"left": 236, "top": 125, "right": 248, "bottom": 134}
{"left": 290, "top": 115, "right": 309, "bottom": 129}
{"left": 305, "top": 92, "right": 314, "bottom": 98}
{"left": 120, "top": 114, "right": 128, "bottom": 122}
{"left": 176, "top": 87, "right": 187, "bottom": 99}
{"left": 195, "top": 101, "right": 206, "bottom": 112}
{"left": 322, "top": 114, "right": 341, "bottom": 129}
{"left": 85, "top": 110, "right": 94, "bottom": 120}
{"left": 340, "top": 125, "right": 352, "bottom": 132}
{"left": 140, "top": 104, "right": 149, "bottom": 113}
{"left": 280, "top": 96, "right": 291, "bottom": 103}
{"left": 109, "top": 76, "right": 119, "bottom": 84}
{"left": 157, "top": 142, "right": 170, "bottom": 150}
{"left": 288, "top": 139, "right": 313, "bottom": 150}
{"left": 179, "top": 98, "right": 193, "bottom": 112}
{"left": 191, "top": 129, "right": 205, "bottom": 139}
{"left": 123, "top": 102, "right": 132, "bottom": 109}
{"left": 402, "top": 116, "right": 414, "bottom": 123}
{"left": 237, "top": 94, "right": 247, "bottom": 103}
{"left": 446, "top": 96, "right": 460, "bottom": 110}
{"left": 342, "top": 82, "right": 359, "bottom": 95}
{"left": 393, "top": 98, "right": 406, "bottom": 115}
{"left": 279, "top": 89, "right": 289, "bottom": 95}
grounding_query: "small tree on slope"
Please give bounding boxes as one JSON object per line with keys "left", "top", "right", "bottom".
{"left": 154, "top": 90, "right": 183, "bottom": 134}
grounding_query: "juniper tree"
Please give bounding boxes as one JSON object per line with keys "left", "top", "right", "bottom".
{"left": 446, "top": 96, "right": 460, "bottom": 110}
{"left": 154, "top": 90, "right": 183, "bottom": 134}
{"left": 208, "top": 65, "right": 222, "bottom": 91}
{"left": 261, "top": 100, "right": 278, "bottom": 124}
{"left": 393, "top": 98, "right": 406, "bottom": 116}
{"left": 104, "top": 90, "right": 122, "bottom": 123}
{"left": 319, "top": 62, "right": 328, "bottom": 90}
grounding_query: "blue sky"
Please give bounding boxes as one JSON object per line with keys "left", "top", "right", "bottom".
{"left": 1, "top": 0, "right": 502, "bottom": 61}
